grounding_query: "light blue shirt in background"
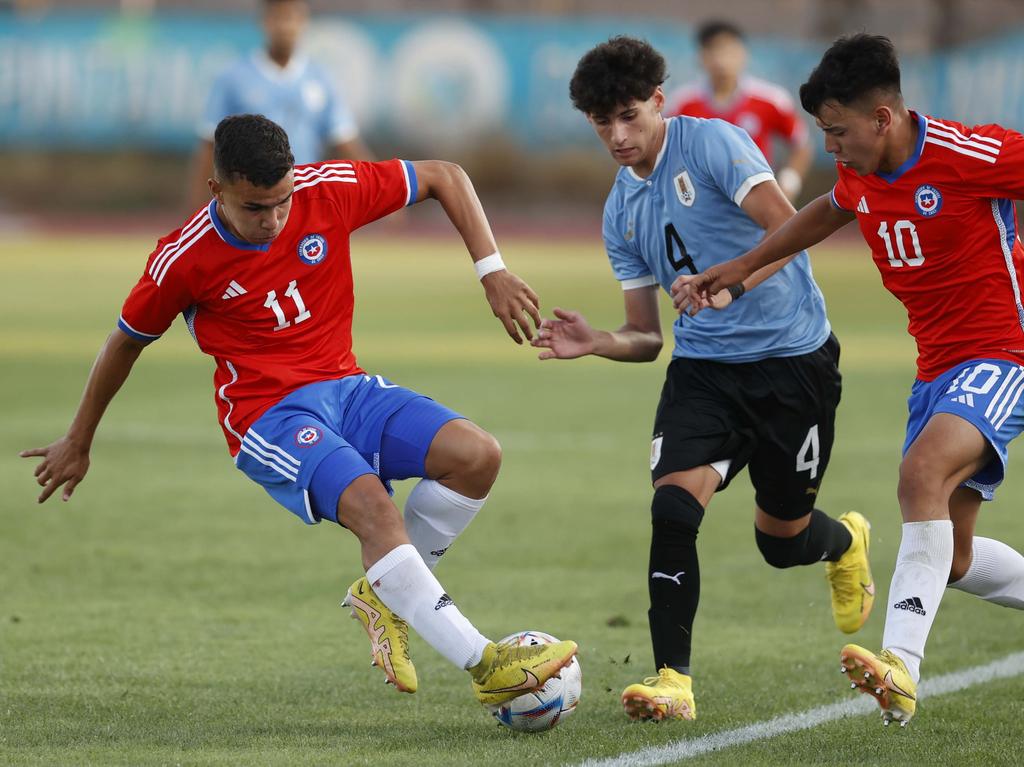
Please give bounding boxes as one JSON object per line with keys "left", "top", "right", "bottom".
{"left": 603, "top": 116, "right": 830, "bottom": 363}
{"left": 201, "top": 51, "right": 359, "bottom": 164}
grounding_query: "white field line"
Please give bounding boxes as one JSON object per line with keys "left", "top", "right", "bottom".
{"left": 576, "top": 651, "right": 1024, "bottom": 767}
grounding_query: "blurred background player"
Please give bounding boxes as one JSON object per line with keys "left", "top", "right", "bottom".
{"left": 186, "top": 0, "right": 374, "bottom": 211}
{"left": 533, "top": 36, "right": 873, "bottom": 723}
{"left": 683, "top": 33, "right": 1024, "bottom": 727}
{"left": 22, "top": 114, "right": 577, "bottom": 710}
{"left": 666, "top": 20, "right": 812, "bottom": 202}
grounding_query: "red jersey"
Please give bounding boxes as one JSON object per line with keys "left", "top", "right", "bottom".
{"left": 830, "top": 112, "right": 1024, "bottom": 381}
{"left": 665, "top": 77, "right": 807, "bottom": 165}
{"left": 118, "top": 159, "right": 416, "bottom": 455}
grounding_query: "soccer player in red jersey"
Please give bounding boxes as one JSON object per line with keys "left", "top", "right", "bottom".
{"left": 20, "top": 114, "right": 577, "bottom": 708}
{"left": 679, "top": 35, "right": 1024, "bottom": 726}
{"left": 664, "top": 21, "right": 812, "bottom": 201}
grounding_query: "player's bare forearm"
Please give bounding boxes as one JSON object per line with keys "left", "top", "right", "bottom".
{"left": 413, "top": 160, "right": 498, "bottom": 259}
{"left": 591, "top": 325, "right": 663, "bottom": 362}
{"left": 20, "top": 329, "right": 146, "bottom": 503}
{"left": 412, "top": 160, "right": 540, "bottom": 343}
{"left": 68, "top": 329, "right": 146, "bottom": 446}
{"left": 702, "top": 193, "right": 854, "bottom": 295}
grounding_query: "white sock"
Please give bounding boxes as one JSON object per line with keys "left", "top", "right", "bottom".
{"left": 404, "top": 479, "right": 485, "bottom": 570}
{"left": 365, "top": 544, "right": 490, "bottom": 669}
{"left": 949, "top": 536, "right": 1024, "bottom": 609}
{"left": 881, "top": 520, "right": 954, "bottom": 682}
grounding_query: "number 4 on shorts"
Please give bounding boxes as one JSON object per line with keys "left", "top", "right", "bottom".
{"left": 797, "top": 424, "right": 820, "bottom": 479}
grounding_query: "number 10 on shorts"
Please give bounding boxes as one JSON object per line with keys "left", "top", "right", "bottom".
{"left": 797, "top": 424, "right": 820, "bottom": 479}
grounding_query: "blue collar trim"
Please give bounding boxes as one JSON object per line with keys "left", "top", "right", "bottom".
{"left": 876, "top": 112, "right": 927, "bottom": 183}
{"left": 209, "top": 200, "right": 271, "bottom": 252}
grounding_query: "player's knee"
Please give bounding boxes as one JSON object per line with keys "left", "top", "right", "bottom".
{"left": 338, "top": 476, "right": 402, "bottom": 539}
{"left": 426, "top": 420, "right": 502, "bottom": 493}
{"left": 897, "top": 454, "right": 940, "bottom": 511}
{"left": 651, "top": 485, "right": 705, "bottom": 541}
{"left": 755, "top": 527, "right": 809, "bottom": 569}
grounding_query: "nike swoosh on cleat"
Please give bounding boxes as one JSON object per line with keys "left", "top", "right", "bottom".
{"left": 883, "top": 670, "right": 916, "bottom": 701}
{"left": 479, "top": 669, "right": 541, "bottom": 694}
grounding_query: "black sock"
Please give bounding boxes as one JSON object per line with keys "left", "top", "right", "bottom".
{"left": 648, "top": 485, "right": 705, "bottom": 674}
{"left": 755, "top": 508, "right": 853, "bottom": 567}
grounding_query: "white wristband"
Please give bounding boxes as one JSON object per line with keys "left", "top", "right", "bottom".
{"left": 474, "top": 252, "right": 506, "bottom": 280}
{"left": 777, "top": 167, "right": 802, "bottom": 200}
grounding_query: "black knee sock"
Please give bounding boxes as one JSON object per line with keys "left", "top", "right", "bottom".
{"left": 755, "top": 508, "right": 853, "bottom": 567}
{"left": 648, "top": 485, "right": 705, "bottom": 675}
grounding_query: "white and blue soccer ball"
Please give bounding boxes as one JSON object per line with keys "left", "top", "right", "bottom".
{"left": 491, "top": 630, "right": 582, "bottom": 732}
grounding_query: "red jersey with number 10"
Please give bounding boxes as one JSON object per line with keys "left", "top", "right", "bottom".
{"left": 118, "top": 159, "right": 416, "bottom": 455}
{"left": 830, "top": 112, "right": 1024, "bottom": 381}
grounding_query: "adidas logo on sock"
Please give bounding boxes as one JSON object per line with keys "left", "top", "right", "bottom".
{"left": 430, "top": 547, "right": 449, "bottom": 558}
{"left": 434, "top": 593, "right": 453, "bottom": 611}
{"left": 893, "top": 596, "right": 927, "bottom": 615}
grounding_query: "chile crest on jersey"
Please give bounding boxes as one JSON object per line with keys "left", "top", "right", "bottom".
{"left": 914, "top": 185, "right": 943, "bottom": 217}
{"left": 298, "top": 233, "right": 328, "bottom": 265}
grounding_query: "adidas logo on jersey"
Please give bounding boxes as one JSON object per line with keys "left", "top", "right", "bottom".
{"left": 856, "top": 196, "right": 870, "bottom": 214}
{"left": 893, "top": 596, "right": 926, "bottom": 615}
{"left": 221, "top": 280, "right": 247, "bottom": 300}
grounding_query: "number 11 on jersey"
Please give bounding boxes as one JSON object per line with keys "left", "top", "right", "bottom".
{"left": 264, "top": 279, "right": 311, "bottom": 331}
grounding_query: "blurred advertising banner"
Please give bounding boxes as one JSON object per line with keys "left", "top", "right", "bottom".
{"left": 2, "top": 12, "right": 1024, "bottom": 157}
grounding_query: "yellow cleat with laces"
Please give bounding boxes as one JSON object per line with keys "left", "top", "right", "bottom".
{"left": 621, "top": 667, "right": 696, "bottom": 721}
{"left": 840, "top": 644, "right": 917, "bottom": 726}
{"left": 826, "top": 511, "right": 875, "bottom": 633}
{"left": 470, "top": 638, "right": 578, "bottom": 707}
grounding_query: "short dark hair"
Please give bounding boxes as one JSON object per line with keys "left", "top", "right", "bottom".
{"left": 696, "top": 20, "right": 744, "bottom": 48}
{"left": 799, "top": 34, "right": 902, "bottom": 116}
{"left": 570, "top": 36, "right": 667, "bottom": 116}
{"left": 213, "top": 114, "right": 294, "bottom": 187}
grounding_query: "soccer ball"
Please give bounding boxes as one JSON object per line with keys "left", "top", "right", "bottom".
{"left": 491, "top": 630, "right": 582, "bottom": 732}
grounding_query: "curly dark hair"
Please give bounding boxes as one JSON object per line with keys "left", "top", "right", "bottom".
{"left": 799, "top": 34, "right": 902, "bottom": 116}
{"left": 570, "top": 36, "right": 667, "bottom": 116}
{"left": 213, "top": 114, "right": 295, "bottom": 187}
{"left": 696, "top": 20, "right": 744, "bottom": 48}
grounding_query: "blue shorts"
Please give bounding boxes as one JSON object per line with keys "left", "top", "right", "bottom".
{"left": 904, "top": 358, "right": 1024, "bottom": 500}
{"left": 235, "top": 374, "right": 462, "bottom": 524}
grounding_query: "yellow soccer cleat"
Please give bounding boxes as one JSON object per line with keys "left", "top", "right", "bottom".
{"left": 470, "top": 638, "right": 578, "bottom": 706}
{"left": 343, "top": 577, "right": 418, "bottom": 693}
{"left": 826, "top": 511, "right": 875, "bottom": 633}
{"left": 840, "top": 644, "right": 917, "bottom": 727}
{"left": 621, "top": 667, "right": 696, "bottom": 722}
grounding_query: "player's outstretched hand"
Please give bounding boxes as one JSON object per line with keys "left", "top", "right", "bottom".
{"left": 671, "top": 274, "right": 733, "bottom": 316}
{"left": 19, "top": 436, "right": 90, "bottom": 504}
{"left": 531, "top": 308, "right": 596, "bottom": 360}
{"left": 481, "top": 269, "right": 542, "bottom": 344}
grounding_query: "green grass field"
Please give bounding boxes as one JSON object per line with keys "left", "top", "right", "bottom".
{"left": 2, "top": 231, "right": 1023, "bottom": 766}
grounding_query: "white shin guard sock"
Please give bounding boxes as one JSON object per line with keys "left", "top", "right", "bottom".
{"left": 404, "top": 479, "right": 485, "bottom": 570}
{"left": 365, "top": 544, "right": 490, "bottom": 669}
{"left": 881, "top": 520, "right": 954, "bottom": 682}
{"left": 949, "top": 536, "right": 1024, "bottom": 609}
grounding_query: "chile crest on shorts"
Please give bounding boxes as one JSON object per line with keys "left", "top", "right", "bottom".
{"left": 914, "top": 185, "right": 942, "bottom": 217}
{"left": 298, "top": 233, "right": 328, "bottom": 265}
{"left": 295, "top": 425, "right": 322, "bottom": 447}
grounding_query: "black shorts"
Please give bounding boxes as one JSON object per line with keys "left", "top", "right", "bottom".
{"left": 650, "top": 333, "right": 842, "bottom": 520}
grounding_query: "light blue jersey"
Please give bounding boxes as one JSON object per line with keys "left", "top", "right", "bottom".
{"left": 201, "top": 51, "right": 358, "bottom": 164}
{"left": 603, "top": 116, "right": 830, "bottom": 362}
